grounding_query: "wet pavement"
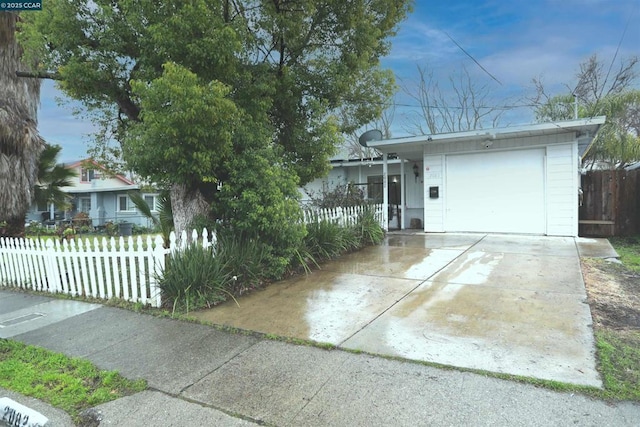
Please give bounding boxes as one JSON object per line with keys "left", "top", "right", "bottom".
{"left": 193, "top": 232, "right": 602, "bottom": 387}
{"left": 2, "top": 234, "right": 637, "bottom": 426}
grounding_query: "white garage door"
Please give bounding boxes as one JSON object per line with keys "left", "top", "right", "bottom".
{"left": 445, "top": 149, "right": 545, "bottom": 234}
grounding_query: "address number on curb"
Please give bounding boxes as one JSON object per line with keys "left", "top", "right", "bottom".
{"left": 0, "top": 398, "right": 48, "bottom": 427}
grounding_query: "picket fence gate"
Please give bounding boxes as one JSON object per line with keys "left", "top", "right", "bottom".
{"left": 1, "top": 205, "right": 382, "bottom": 308}
{"left": 0, "top": 229, "right": 215, "bottom": 308}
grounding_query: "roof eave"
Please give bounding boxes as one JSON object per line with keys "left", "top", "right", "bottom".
{"left": 367, "top": 116, "right": 607, "bottom": 153}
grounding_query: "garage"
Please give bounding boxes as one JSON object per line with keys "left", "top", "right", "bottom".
{"left": 445, "top": 149, "right": 545, "bottom": 234}
{"left": 365, "top": 117, "right": 606, "bottom": 237}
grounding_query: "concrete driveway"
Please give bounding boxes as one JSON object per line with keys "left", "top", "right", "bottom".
{"left": 193, "top": 233, "right": 601, "bottom": 387}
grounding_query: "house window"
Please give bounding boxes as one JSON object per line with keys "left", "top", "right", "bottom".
{"left": 118, "top": 195, "right": 135, "bottom": 212}
{"left": 143, "top": 194, "right": 159, "bottom": 212}
{"left": 79, "top": 197, "right": 91, "bottom": 213}
{"left": 80, "top": 168, "right": 95, "bottom": 183}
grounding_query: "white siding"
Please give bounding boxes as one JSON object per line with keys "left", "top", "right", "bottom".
{"left": 423, "top": 154, "right": 444, "bottom": 232}
{"left": 546, "top": 143, "right": 579, "bottom": 236}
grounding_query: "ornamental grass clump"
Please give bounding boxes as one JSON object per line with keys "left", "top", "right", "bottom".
{"left": 299, "top": 205, "right": 384, "bottom": 270}
{"left": 356, "top": 205, "right": 384, "bottom": 246}
{"left": 304, "top": 219, "right": 349, "bottom": 260}
{"left": 158, "top": 244, "right": 231, "bottom": 313}
{"left": 158, "top": 231, "right": 275, "bottom": 313}
{"left": 215, "top": 230, "right": 271, "bottom": 294}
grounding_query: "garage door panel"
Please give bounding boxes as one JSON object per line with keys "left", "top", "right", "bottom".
{"left": 445, "top": 149, "right": 545, "bottom": 234}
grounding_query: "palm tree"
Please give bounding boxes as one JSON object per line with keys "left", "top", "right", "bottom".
{"left": 34, "top": 144, "right": 77, "bottom": 217}
{"left": 0, "top": 12, "right": 45, "bottom": 237}
{"left": 128, "top": 191, "right": 174, "bottom": 247}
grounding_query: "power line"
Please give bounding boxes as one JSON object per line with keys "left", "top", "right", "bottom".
{"left": 443, "top": 31, "right": 502, "bottom": 86}
{"left": 389, "top": 102, "right": 537, "bottom": 110}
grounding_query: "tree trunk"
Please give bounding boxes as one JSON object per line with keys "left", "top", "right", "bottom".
{"left": 0, "top": 12, "right": 44, "bottom": 237}
{"left": 169, "top": 182, "right": 210, "bottom": 239}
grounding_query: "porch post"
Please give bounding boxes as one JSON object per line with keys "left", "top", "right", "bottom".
{"left": 49, "top": 203, "right": 54, "bottom": 220}
{"left": 400, "top": 160, "right": 405, "bottom": 230}
{"left": 383, "top": 152, "right": 388, "bottom": 231}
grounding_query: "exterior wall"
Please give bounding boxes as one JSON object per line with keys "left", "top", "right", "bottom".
{"left": 421, "top": 134, "right": 579, "bottom": 236}
{"left": 545, "top": 143, "right": 579, "bottom": 236}
{"left": 423, "top": 154, "right": 445, "bottom": 232}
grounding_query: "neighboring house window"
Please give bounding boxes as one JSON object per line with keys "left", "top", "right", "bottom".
{"left": 143, "top": 194, "right": 159, "bottom": 211}
{"left": 80, "top": 168, "right": 95, "bottom": 182}
{"left": 79, "top": 197, "right": 91, "bottom": 213}
{"left": 36, "top": 200, "right": 48, "bottom": 211}
{"left": 118, "top": 195, "right": 135, "bottom": 212}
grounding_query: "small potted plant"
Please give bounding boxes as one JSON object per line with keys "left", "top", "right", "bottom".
{"left": 63, "top": 226, "right": 76, "bottom": 241}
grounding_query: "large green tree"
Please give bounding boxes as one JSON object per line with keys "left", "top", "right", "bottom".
{"left": 19, "top": 0, "right": 411, "bottom": 244}
{"left": 532, "top": 54, "right": 640, "bottom": 168}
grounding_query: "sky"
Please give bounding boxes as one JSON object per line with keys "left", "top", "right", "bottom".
{"left": 35, "top": 0, "right": 640, "bottom": 163}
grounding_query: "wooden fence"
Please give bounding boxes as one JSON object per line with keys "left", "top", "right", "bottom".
{"left": 579, "top": 169, "right": 639, "bottom": 237}
{"left": 0, "top": 229, "right": 214, "bottom": 308}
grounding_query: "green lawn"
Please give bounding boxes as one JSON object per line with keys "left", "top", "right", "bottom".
{"left": 609, "top": 235, "right": 640, "bottom": 273}
{"left": 599, "top": 235, "right": 640, "bottom": 401}
{"left": 596, "top": 330, "right": 640, "bottom": 401}
{"left": 0, "top": 339, "right": 146, "bottom": 424}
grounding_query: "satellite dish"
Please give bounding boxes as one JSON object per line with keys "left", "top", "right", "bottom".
{"left": 358, "top": 129, "right": 383, "bottom": 147}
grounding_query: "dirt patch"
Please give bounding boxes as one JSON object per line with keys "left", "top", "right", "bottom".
{"left": 581, "top": 258, "right": 640, "bottom": 331}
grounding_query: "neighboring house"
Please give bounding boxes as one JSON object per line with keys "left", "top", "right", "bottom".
{"left": 303, "top": 117, "right": 606, "bottom": 236}
{"left": 27, "top": 159, "right": 159, "bottom": 228}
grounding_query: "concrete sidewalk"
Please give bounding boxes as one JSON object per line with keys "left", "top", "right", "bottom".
{"left": 1, "top": 290, "right": 639, "bottom": 426}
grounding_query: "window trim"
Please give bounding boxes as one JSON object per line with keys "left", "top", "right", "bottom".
{"left": 143, "top": 193, "right": 159, "bottom": 212}
{"left": 117, "top": 194, "right": 136, "bottom": 212}
{"left": 78, "top": 197, "right": 92, "bottom": 213}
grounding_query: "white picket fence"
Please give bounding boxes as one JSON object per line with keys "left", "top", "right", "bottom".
{"left": 0, "top": 205, "right": 382, "bottom": 308}
{"left": 0, "top": 229, "right": 215, "bottom": 308}
{"left": 303, "top": 203, "right": 384, "bottom": 228}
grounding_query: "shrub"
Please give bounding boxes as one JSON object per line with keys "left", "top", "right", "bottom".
{"left": 78, "top": 225, "right": 93, "bottom": 234}
{"left": 158, "top": 244, "right": 231, "bottom": 313}
{"left": 212, "top": 146, "right": 306, "bottom": 279}
{"left": 25, "top": 221, "right": 51, "bottom": 236}
{"left": 103, "top": 221, "right": 118, "bottom": 237}
{"left": 72, "top": 212, "right": 92, "bottom": 229}
{"left": 305, "top": 183, "right": 366, "bottom": 209}
{"left": 132, "top": 224, "right": 153, "bottom": 235}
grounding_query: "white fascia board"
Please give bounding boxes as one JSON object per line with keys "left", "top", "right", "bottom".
{"left": 367, "top": 116, "right": 606, "bottom": 152}
{"left": 61, "top": 185, "right": 140, "bottom": 194}
{"left": 330, "top": 158, "right": 404, "bottom": 167}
